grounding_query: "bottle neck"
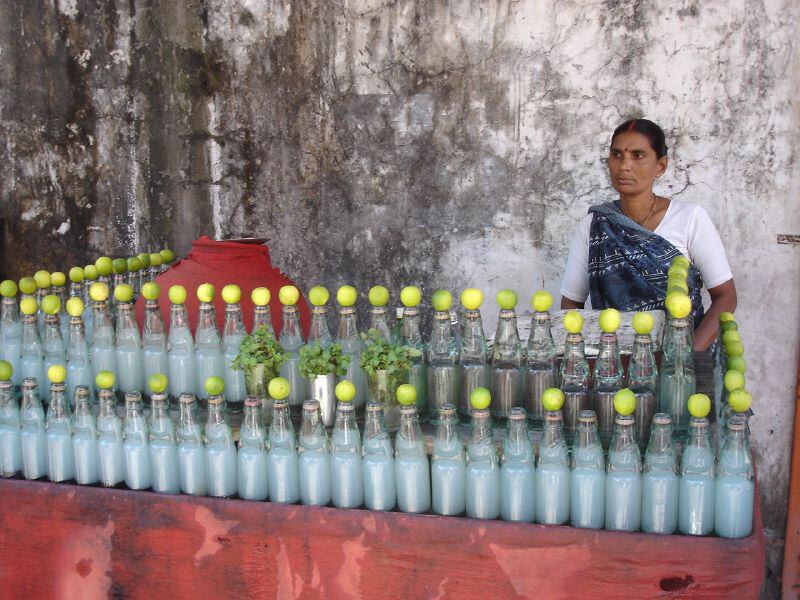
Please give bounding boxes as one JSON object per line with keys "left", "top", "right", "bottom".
{"left": 336, "top": 308, "right": 359, "bottom": 342}
{"left": 241, "top": 403, "right": 265, "bottom": 438}
{"left": 397, "top": 408, "right": 423, "bottom": 445}
{"left": 368, "top": 307, "right": 391, "bottom": 340}
{"left": 595, "top": 332, "right": 622, "bottom": 379}
{"left": 503, "top": 418, "right": 533, "bottom": 463}
{"left": 527, "top": 312, "right": 555, "bottom": 363}
{"left": 644, "top": 422, "right": 676, "bottom": 472}
{"left": 300, "top": 408, "right": 327, "bottom": 450}
{"left": 21, "top": 316, "right": 41, "bottom": 347}
{"left": 401, "top": 310, "right": 423, "bottom": 347}
{"left": 493, "top": 311, "right": 522, "bottom": 363}
{"left": 363, "top": 409, "right": 388, "bottom": 443}
{"left": 68, "top": 317, "right": 87, "bottom": 346}
{"left": 178, "top": 401, "right": 202, "bottom": 441}
{"left": 333, "top": 407, "right": 359, "bottom": 449}
{"left": 43, "top": 315, "right": 64, "bottom": 346}
{"left": 269, "top": 402, "right": 295, "bottom": 446}
{"left": 21, "top": 385, "right": 42, "bottom": 411}
{"left": 253, "top": 306, "right": 273, "bottom": 333}
{"left": 460, "top": 310, "right": 487, "bottom": 361}
{"left": 663, "top": 318, "right": 694, "bottom": 366}
{"left": 48, "top": 386, "right": 71, "bottom": 420}
{"left": 144, "top": 300, "right": 166, "bottom": 337}
{"left": 116, "top": 304, "right": 138, "bottom": 334}
{"left": 280, "top": 306, "right": 303, "bottom": 346}
{"left": 540, "top": 414, "right": 568, "bottom": 464}
{"left": 629, "top": 334, "right": 657, "bottom": 381}
{"left": 98, "top": 392, "right": 117, "bottom": 416}
{"left": 1, "top": 298, "right": 19, "bottom": 324}
{"left": 125, "top": 397, "right": 145, "bottom": 420}
{"left": 308, "top": 307, "right": 332, "bottom": 345}
{"left": 93, "top": 301, "right": 113, "bottom": 329}
{"left": 608, "top": 419, "right": 640, "bottom": 472}
{"left": 429, "top": 313, "right": 456, "bottom": 362}
{"left": 719, "top": 427, "right": 753, "bottom": 479}
{"left": 74, "top": 395, "right": 92, "bottom": 419}
{"left": 0, "top": 384, "right": 13, "bottom": 407}
{"left": 149, "top": 397, "right": 172, "bottom": 433}
{"left": 560, "top": 333, "right": 588, "bottom": 385}
{"left": 170, "top": 304, "right": 190, "bottom": 331}
{"left": 196, "top": 303, "right": 220, "bottom": 342}
{"left": 468, "top": 412, "right": 496, "bottom": 463}
{"left": 69, "top": 282, "right": 84, "bottom": 299}
{"left": 572, "top": 422, "right": 604, "bottom": 468}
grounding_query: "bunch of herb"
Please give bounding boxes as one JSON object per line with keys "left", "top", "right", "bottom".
{"left": 232, "top": 326, "right": 288, "bottom": 380}
{"left": 359, "top": 329, "right": 420, "bottom": 380}
{"left": 299, "top": 342, "right": 351, "bottom": 378}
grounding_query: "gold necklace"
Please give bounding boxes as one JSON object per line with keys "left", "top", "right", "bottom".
{"left": 634, "top": 193, "right": 658, "bottom": 227}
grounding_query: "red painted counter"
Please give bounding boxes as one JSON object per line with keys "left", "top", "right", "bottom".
{"left": 0, "top": 478, "right": 763, "bottom": 599}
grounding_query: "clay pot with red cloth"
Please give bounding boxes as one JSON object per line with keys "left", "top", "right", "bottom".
{"left": 135, "top": 236, "right": 310, "bottom": 337}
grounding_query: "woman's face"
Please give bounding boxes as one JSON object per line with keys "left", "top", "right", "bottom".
{"left": 607, "top": 131, "right": 668, "bottom": 196}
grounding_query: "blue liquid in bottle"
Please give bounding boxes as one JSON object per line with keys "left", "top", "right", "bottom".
{"left": 177, "top": 394, "right": 207, "bottom": 496}
{"left": 142, "top": 299, "right": 168, "bottom": 393}
{"left": 149, "top": 393, "right": 180, "bottom": 494}
{"left": 20, "top": 314, "right": 44, "bottom": 398}
{"left": 330, "top": 400, "right": 363, "bottom": 509}
{"left": 72, "top": 386, "right": 99, "bottom": 485}
{"left": 678, "top": 416, "right": 715, "bottom": 535}
{"left": 222, "top": 302, "right": 247, "bottom": 407}
{"left": 168, "top": 302, "right": 197, "bottom": 398}
{"left": 570, "top": 411, "right": 605, "bottom": 529}
{"left": 336, "top": 305, "right": 368, "bottom": 416}
{"left": 362, "top": 402, "right": 396, "bottom": 511}
{"left": 67, "top": 315, "right": 93, "bottom": 408}
{"left": 535, "top": 410, "right": 570, "bottom": 525}
{"left": 268, "top": 398, "right": 300, "bottom": 504}
{"left": 46, "top": 381, "right": 75, "bottom": 482}
{"left": 42, "top": 314, "right": 66, "bottom": 404}
{"left": 395, "top": 403, "right": 431, "bottom": 513}
{"left": 0, "top": 379, "right": 21, "bottom": 476}
{"left": 238, "top": 396, "right": 269, "bottom": 501}
{"left": 431, "top": 404, "right": 466, "bottom": 516}
{"left": 659, "top": 316, "right": 695, "bottom": 441}
{"left": 500, "top": 407, "right": 536, "bottom": 522}
{"left": 0, "top": 297, "right": 23, "bottom": 388}
{"left": 715, "top": 415, "right": 754, "bottom": 539}
{"left": 20, "top": 378, "right": 47, "bottom": 479}
{"left": 466, "top": 407, "right": 500, "bottom": 519}
{"left": 97, "top": 388, "right": 125, "bottom": 487}
{"left": 195, "top": 302, "right": 224, "bottom": 402}
{"left": 641, "top": 413, "right": 679, "bottom": 534}
{"left": 605, "top": 414, "right": 642, "bottom": 532}
{"left": 205, "top": 394, "right": 238, "bottom": 497}
{"left": 116, "top": 303, "right": 144, "bottom": 394}
{"left": 298, "top": 399, "right": 331, "bottom": 506}
{"left": 123, "top": 392, "right": 151, "bottom": 490}
{"left": 91, "top": 300, "right": 118, "bottom": 394}
{"left": 279, "top": 304, "right": 308, "bottom": 417}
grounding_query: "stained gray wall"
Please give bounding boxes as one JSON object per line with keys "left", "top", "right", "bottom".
{"left": 1, "top": 0, "right": 799, "bottom": 594}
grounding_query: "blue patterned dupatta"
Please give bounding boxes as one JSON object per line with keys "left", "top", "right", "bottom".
{"left": 587, "top": 201, "right": 704, "bottom": 325}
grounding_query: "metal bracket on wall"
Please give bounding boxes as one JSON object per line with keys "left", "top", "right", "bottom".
{"left": 777, "top": 234, "right": 800, "bottom": 245}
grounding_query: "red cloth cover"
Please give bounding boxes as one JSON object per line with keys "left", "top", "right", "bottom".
{"left": 135, "top": 236, "right": 310, "bottom": 336}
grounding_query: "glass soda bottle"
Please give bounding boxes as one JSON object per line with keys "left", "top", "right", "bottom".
{"left": 491, "top": 291, "right": 523, "bottom": 422}
{"left": 90, "top": 285, "right": 118, "bottom": 396}
{"left": 570, "top": 410, "right": 605, "bottom": 529}
{"left": 52, "top": 274, "right": 71, "bottom": 346}
{"left": 535, "top": 403, "right": 570, "bottom": 525}
{"left": 431, "top": 403, "right": 466, "bottom": 516}
{"left": 80, "top": 268, "right": 95, "bottom": 347}
{"left": 46, "top": 376, "right": 75, "bottom": 482}
{"left": 278, "top": 290, "right": 308, "bottom": 417}
{"left": 659, "top": 316, "right": 696, "bottom": 440}
{"left": 238, "top": 396, "right": 269, "bottom": 501}
{"left": 298, "top": 399, "right": 331, "bottom": 506}
{"left": 458, "top": 290, "right": 490, "bottom": 422}
{"left": 195, "top": 287, "right": 224, "bottom": 402}
{"left": 394, "top": 390, "right": 431, "bottom": 513}
{"left": 251, "top": 287, "right": 274, "bottom": 336}
{"left": 205, "top": 392, "right": 237, "bottom": 497}
{"left": 149, "top": 387, "right": 180, "bottom": 494}
{"left": 500, "top": 407, "right": 536, "bottom": 523}
{"left": 268, "top": 396, "right": 300, "bottom": 504}
{"left": 141, "top": 285, "right": 168, "bottom": 399}
{"left": 20, "top": 378, "right": 47, "bottom": 479}
{"left": 66, "top": 300, "right": 93, "bottom": 407}
{"left": 592, "top": 311, "right": 623, "bottom": 448}
{"left": 176, "top": 393, "right": 207, "bottom": 496}
{"left": 167, "top": 288, "right": 197, "bottom": 399}
{"left": 42, "top": 311, "right": 66, "bottom": 404}
{"left": 0, "top": 376, "right": 21, "bottom": 476}
{"left": 524, "top": 296, "right": 556, "bottom": 430}
{"left": 123, "top": 391, "right": 152, "bottom": 490}
{"left": 559, "top": 313, "right": 589, "bottom": 446}
{"left": 307, "top": 287, "right": 333, "bottom": 348}
{"left": 0, "top": 288, "right": 22, "bottom": 389}
{"left": 641, "top": 413, "right": 679, "bottom": 534}
{"left": 678, "top": 408, "right": 715, "bottom": 535}
{"left": 427, "top": 292, "right": 459, "bottom": 424}
{"left": 222, "top": 287, "right": 248, "bottom": 408}
{"left": 335, "top": 287, "right": 368, "bottom": 415}
{"left": 368, "top": 286, "right": 392, "bottom": 341}
{"left": 605, "top": 413, "right": 642, "bottom": 532}
{"left": 115, "top": 286, "right": 144, "bottom": 395}
{"left": 715, "top": 414, "right": 754, "bottom": 538}
{"left": 362, "top": 401, "right": 396, "bottom": 511}
{"left": 330, "top": 395, "right": 363, "bottom": 509}
{"left": 19, "top": 303, "right": 45, "bottom": 400}
{"left": 72, "top": 386, "right": 99, "bottom": 485}
{"left": 628, "top": 314, "right": 659, "bottom": 451}
{"left": 466, "top": 403, "right": 500, "bottom": 519}
{"left": 97, "top": 385, "right": 125, "bottom": 487}
{"left": 400, "top": 292, "right": 427, "bottom": 418}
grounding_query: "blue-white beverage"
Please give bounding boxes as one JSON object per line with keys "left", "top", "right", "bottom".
{"left": 501, "top": 408, "right": 536, "bottom": 522}
{"left": 330, "top": 400, "right": 363, "bottom": 508}
{"left": 222, "top": 302, "right": 247, "bottom": 408}
{"left": 298, "top": 399, "right": 331, "bottom": 506}
{"left": 605, "top": 414, "right": 642, "bottom": 531}
{"left": 466, "top": 407, "right": 500, "bottom": 519}
{"left": 641, "top": 413, "right": 679, "bottom": 534}
{"left": 97, "top": 388, "right": 125, "bottom": 486}
{"left": 362, "top": 402, "right": 396, "bottom": 511}
{"left": 279, "top": 304, "right": 308, "bottom": 417}
{"left": 205, "top": 394, "right": 237, "bottom": 497}
{"left": 400, "top": 306, "right": 428, "bottom": 419}
{"left": 67, "top": 314, "right": 93, "bottom": 407}
{"left": 115, "top": 302, "right": 144, "bottom": 395}
{"left": 149, "top": 392, "right": 180, "bottom": 494}
{"left": 715, "top": 415, "right": 754, "bottom": 539}
{"left": 42, "top": 314, "right": 66, "bottom": 404}
{"left": 536, "top": 410, "right": 570, "bottom": 525}
{"left": 0, "top": 378, "right": 21, "bottom": 476}
{"left": 336, "top": 304, "right": 368, "bottom": 416}
{"left": 431, "top": 404, "right": 466, "bottom": 516}
{"left": 19, "top": 378, "right": 47, "bottom": 479}
{"left": 570, "top": 410, "right": 605, "bottom": 529}
{"left": 20, "top": 314, "right": 45, "bottom": 397}
{"left": 177, "top": 394, "right": 207, "bottom": 495}
{"left": 678, "top": 416, "right": 715, "bottom": 535}
{"left": 142, "top": 298, "right": 168, "bottom": 394}
{"left": 395, "top": 404, "right": 431, "bottom": 513}
{"left": 123, "top": 392, "right": 151, "bottom": 490}
{"left": 91, "top": 300, "right": 118, "bottom": 394}
{"left": 72, "top": 386, "right": 99, "bottom": 485}
{"left": 268, "top": 398, "right": 300, "bottom": 504}
{"left": 195, "top": 300, "right": 224, "bottom": 402}
{"left": 168, "top": 302, "right": 197, "bottom": 398}
{"left": 238, "top": 397, "right": 269, "bottom": 500}
{"left": 0, "top": 297, "right": 22, "bottom": 388}
{"left": 46, "top": 381, "right": 75, "bottom": 482}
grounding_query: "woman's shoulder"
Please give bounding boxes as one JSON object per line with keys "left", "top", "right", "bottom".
{"left": 663, "top": 198, "right": 715, "bottom": 228}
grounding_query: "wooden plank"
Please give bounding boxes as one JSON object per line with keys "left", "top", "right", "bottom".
{"left": 0, "top": 478, "right": 763, "bottom": 599}
{"left": 782, "top": 353, "right": 800, "bottom": 598}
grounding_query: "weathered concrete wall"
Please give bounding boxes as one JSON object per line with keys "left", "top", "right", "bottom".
{"left": 1, "top": 0, "right": 798, "bottom": 594}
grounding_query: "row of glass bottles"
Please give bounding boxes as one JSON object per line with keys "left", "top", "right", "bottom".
{"left": 0, "top": 374, "right": 753, "bottom": 539}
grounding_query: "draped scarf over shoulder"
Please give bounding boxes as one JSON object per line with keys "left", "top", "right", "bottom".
{"left": 587, "top": 201, "right": 704, "bottom": 325}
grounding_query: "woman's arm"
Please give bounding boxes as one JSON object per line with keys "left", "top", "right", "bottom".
{"left": 561, "top": 296, "right": 585, "bottom": 310}
{"left": 694, "top": 279, "right": 737, "bottom": 351}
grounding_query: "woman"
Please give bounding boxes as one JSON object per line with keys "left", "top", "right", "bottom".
{"left": 560, "top": 119, "right": 736, "bottom": 350}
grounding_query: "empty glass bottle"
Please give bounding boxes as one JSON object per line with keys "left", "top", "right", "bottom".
{"left": 72, "top": 386, "right": 99, "bottom": 485}
{"left": 308, "top": 302, "right": 333, "bottom": 348}
{"left": 168, "top": 300, "right": 197, "bottom": 398}
{"left": 466, "top": 406, "right": 500, "bottom": 519}
{"left": 20, "top": 378, "right": 47, "bottom": 480}
{"left": 659, "top": 316, "right": 696, "bottom": 440}
{"left": 641, "top": 413, "right": 679, "bottom": 534}
{"left": 46, "top": 380, "right": 74, "bottom": 482}
{"left": 142, "top": 297, "right": 168, "bottom": 398}
{"left": 298, "top": 399, "right": 331, "bottom": 506}
{"left": 524, "top": 311, "right": 556, "bottom": 429}
{"left": 361, "top": 402, "right": 396, "bottom": 511}
{"left": 500, "top": 407, "right": 536, "bottom": 522}
{"left": 368, "top": 301, "right": 392, "bottom": 342}
{"left": 395, "top": 403, "right": 431, "bottom": 513}
{"left": 559, "top": 330, "right": 589, "bottom": 446}
{"left": 336, "top": 304, "right": 367, "bottom": 415}
{"left": 195, "top": 300, "right": 224, "bottom": 402}
{"left": 268, "top": 397, "right": 300, "bottom": 504}
{"left": 592, "top": 329, "right": 623, "bottom": 448}
{"left": 97, "top": 388, "right": 125, "bottom": 487}
{"left": 535, "top": 409, "right": 570, "bottom": 525}
{"left": 428, "top": 309, "right": 459, "bottom": 424}
{"left": 0, "top": 378, "right": 21, "bottom": 477}
{"left": 715, "top": 415, "right": 754, "bottom": 539}
{"left": 570, "top": 410, "right": 605, "bottom": 529}
{"left": 222, "top": 299, "right": 247, "bottom": 408}
{"left": 238, "top": 396, "right": 269, "bottom": 501}
{"left": 330, "top": 399, "right": 363, "bottom": 509}
{"left": 431, "top": 404, "right": 466, "bottom": 516}
{"left": 149, "top": 391, "right": 180, "bottom": 494}
{"left": 205, "top": 393, "right": 237, "bottom": 497}
{"left": 605, "top": 414, "right": 642, "bottom": 531}
{"left": 491, "top": 308, "right": 524, "bottom": 422}
{"left": 116, "top": 301, "right": 144, "bottom": 395}
{"left": 459, "top": 307, "right": 491, "bottom": 421}
{"left": 123, "top": 391, "right": 151, "bottom": 490}
{"left": 279, "top": 304, "right": 308, "bottom": 416}
{"left": 177, "top": 393, "right": 207, "bottom": 496}
{"left": 629, "top": 327, "right": 659, "bottom": 451}
{"left": 53, "top": 280, "right": 70, "bottom": 347}
{"left": 401, "top": 306, "right": 427, "bottom": 418}
{"left": 0, "top": 295, "right": 22, "bottom": 388}
{"left": 252, "top": 300, "right": 274, "bottom": 336}
{"left": 678, "top": 416, "right": 715, "bottom": 535}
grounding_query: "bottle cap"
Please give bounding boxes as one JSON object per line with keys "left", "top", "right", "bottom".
{"left": 689, "top": 416, "right": 709, "bottom": 428}
{"left": 244, "top": 396, "right": 261, "bottom": 408}
{"left": 726, "top": 414, "right": 747, "bottom": 431}
{"left": 652, "top": 412, "right": 672, "bottom": 426}
{"left": 400, "top": 404, "right": 417, "bottom": 416}
{"left": 208, "top": 395, "right": 225, "bottom": 406}
{"left": 438, "top": 403, "right": 457, "bottom": 418}
{"left": 614, "top": 413, "right": 635, "bottom": 426}
{"left": 50, "top": 381, "right": 66, "bottom": 393}
{"left": 544, "top": 411, "right": 563, "bottom": 422}
{"left": 578, "top": 409, "right": 597, "bottom": 423}
{"left": 178, "top": 394, "right": 196, "bottom": 405}
{"left": 0, "top": 379, "right": 11, "bottom": 391}
{"left": 74, "top": 386, "right": 90, "bottom": 400}
{"left": 303, "top": 399, "right": 320, "bottom": 411}
{"left": 22, "top": 378, "right": 38, "bottom": 390}
{"left": 366, "top": 402, "right": 383, "bottom": 415}
{"left": 508, "top": 407, "right": 527, "bottom": 421}
{"left": 125, "top": 391, "right": 142, "bottom": 403}
{"left": 337, "top": 402, "right": 355, "bottom": 413}
{"left": 98, "top": 388, "right": 115, "bottom": 401}
{"left": 460, "top": 288, "right": 483, "bottom": 310}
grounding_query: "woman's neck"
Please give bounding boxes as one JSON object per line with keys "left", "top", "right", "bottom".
{"left": 620, "top": 190, "right": 662, "bottom": 229}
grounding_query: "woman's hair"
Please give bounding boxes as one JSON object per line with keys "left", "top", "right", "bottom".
{"left": 611, "top": 119, "right": 668, "bottom": 159}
